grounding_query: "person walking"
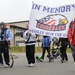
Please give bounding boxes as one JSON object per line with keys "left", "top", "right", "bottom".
{"left": 68, "top": 19, "right": 75, "bottom": 62}
{"left": 0, "top": 22, "right": 13, "bottom": 68}
{"left": 40, "top": 36, "right": 52, "bottom": 62}
{"left": 23, "top": 23, "right": 37, "bottom": 67}
{"left": 59, "top": 38, "right": 68, "bottom": 63}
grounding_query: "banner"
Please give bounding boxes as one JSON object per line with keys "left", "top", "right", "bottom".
{"left": 29, "top": 3, "right": 75, "bottom": 38}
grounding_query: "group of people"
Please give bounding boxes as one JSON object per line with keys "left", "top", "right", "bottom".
{"left": 36, "top": 36, "right": 69, "bottom": 63}
{"left": 23, "top": 20, "right": 75, "bottom": 67}
{"left": 0, "top": 20, "right": 75, "bottom": 68}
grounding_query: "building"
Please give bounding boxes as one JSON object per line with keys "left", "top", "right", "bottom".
{"left": 8, "top": 20, "right": 42, "bottom": 47}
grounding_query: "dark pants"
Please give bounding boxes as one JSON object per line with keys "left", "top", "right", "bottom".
{"left": 0, "top": 51, "right": 3, "bottom": 64}
{"left": 0, "top": 44, "right": 9, "bottom": 65}
{"left": 26, "top": 45, "right": 35, "bottom": 64}
{"left": 71, "top": 45, "right": 75, "bottom": 62}
{"left": 60, "top": 46, "right": 68, "bottom": 61}
{"left": 41, "top": 47, "right": 51, "bottom": 60}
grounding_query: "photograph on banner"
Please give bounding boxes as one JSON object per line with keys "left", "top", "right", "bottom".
{"left": 29, "top": 3, "right": 75, "bottom": 38}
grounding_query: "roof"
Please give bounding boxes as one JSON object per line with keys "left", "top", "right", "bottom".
{"left": 7, "top": 20, "right": 29, "bottom": 24}
{"left": 10, "top": 25, "right": 25, "bottom": 29}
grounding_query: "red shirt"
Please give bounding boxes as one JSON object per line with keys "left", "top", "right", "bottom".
{"left": 68, "top": 22, "right": 75, "bottom": 45}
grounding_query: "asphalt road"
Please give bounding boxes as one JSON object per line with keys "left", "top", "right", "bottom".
{"left": 0, "top": 53, "right": 75, "bottom": 75}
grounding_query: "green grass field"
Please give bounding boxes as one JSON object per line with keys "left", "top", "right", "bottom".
{"left": 10, "top": 46, "right": 72, "bottom": 53}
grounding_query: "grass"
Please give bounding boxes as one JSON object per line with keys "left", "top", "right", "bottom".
{"left": 10, "top": 46, "right": 72, "bottom": 53}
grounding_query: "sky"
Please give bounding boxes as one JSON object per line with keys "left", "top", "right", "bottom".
{"left": 0, "top": 0, "right": 75, "bottom": 22}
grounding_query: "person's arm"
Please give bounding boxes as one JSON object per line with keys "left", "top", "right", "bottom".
{"left": 23, "top": 30, "right": 29, "bottom": 39}
{"left": 49, "top": 37, "right": 51, "bottom": 46}
{"left": 6, "top": 29, "right": 13, "bottom": 41}
{"left": 68, "top": 27, "right": 72, "bottom": 44}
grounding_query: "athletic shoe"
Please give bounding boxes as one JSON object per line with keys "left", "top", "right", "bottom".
{"left": 27, "top": 64, "right": 31, "bottom": 67}
{"left": 4, "top": 64, "right": 10, "bottom": 68}
{"left": 30, "top": 63, "right": 34, "bottom": 67}
{"left": 39, "top": 59, "right": 43, "bottom": 62}
{"left": 0, "top": 64, "right": 4, "bottom": 68}
{"left": 28, "top": 63, "right": 34, "bottom": 67}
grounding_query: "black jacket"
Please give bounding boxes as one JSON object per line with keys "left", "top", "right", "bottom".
{"left": 59, "top": 38, "right": 68, "bottom": 47}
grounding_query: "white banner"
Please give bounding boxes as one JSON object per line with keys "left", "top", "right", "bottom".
{"left": 29, "top": 3, "right": 75, "bottom": 38}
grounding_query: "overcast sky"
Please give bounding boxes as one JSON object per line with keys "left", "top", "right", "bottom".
{"left": 0, "top": 0, "right": 75, "bottom": 22}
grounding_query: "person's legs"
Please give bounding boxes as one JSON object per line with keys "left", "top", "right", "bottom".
{"left": 29, "top": 45, "right": 35, "bottom": 64}
{"left": 0, "top": 47, "right": 3, "bottom": 65}
{"left": 46, "top": 47, "right": 51, "bottom": 61}
{"left": 0, "top": 53, "right": 4, "bottom": 67}
{"left": 26, "top": 45, "right": 35, "bottom": 67}
{"left": 26, "top": 45, "right": 31, "bottom": 64}
{"left": 60, "top": 47, "right": 64, "bottom": 63}
{"left": 47, "top": 47, "right": 50, "bottom": 55}
{"left": 3, "top": 46, "right": 10, "bottom": 66}
{"left": 71, "top": 45, "right": 75, "bottom": 62}
{"left": 0, "top": 53, "right": 3, "bottom": 64}
{"left": 41, "top": 47, "right": 46, "bottom": 60}
{"left": 64, "top": 46, "right": 68, "bottom": 61}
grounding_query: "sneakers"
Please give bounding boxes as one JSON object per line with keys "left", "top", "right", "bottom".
{"left": 4, "top": 64, "right": 10, "bottom": 68}
{"left": 30, "top": 63, "right": 34, "bottom": 67}
{"left": 0, "top": 64, "right": 4, "bottom": 68}
{"left": 28, "top": 63, "right": 34, "bottom": 67}
{"left": 39, "top": 59, "right": 43, "bottom": 62}
{"left": 0, "top": 63, "right": 10, "bottom": 68}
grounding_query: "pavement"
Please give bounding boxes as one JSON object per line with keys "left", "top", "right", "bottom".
{"left": 0, "top": 53, "right": 75, "bottom": 75}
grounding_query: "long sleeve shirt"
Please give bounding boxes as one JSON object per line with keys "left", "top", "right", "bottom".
{"left": 23, "top": 30, "right": 36, "bottom": 45}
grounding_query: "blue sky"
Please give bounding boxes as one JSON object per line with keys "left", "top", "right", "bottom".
{"left": 0, "top": 0, "right": 75, "bottom": 22}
